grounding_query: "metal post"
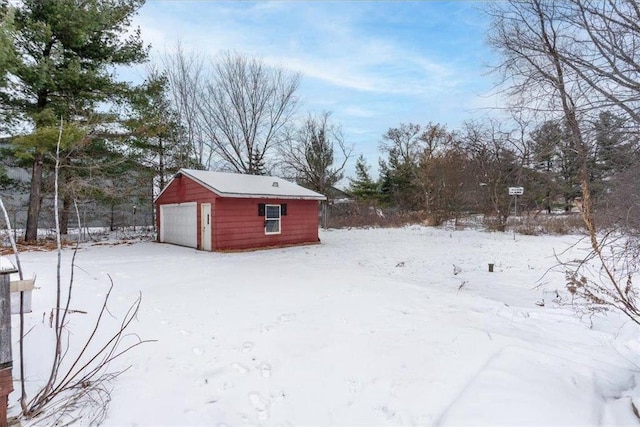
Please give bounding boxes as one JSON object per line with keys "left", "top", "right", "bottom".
{"left": 0, "top": 264, "right": 18, "bottom": 427}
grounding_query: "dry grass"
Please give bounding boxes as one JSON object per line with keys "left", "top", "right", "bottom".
{"left": 0, "top": 239, "right": 76, "bottom": 255}
{"left": 510, "top": 214, "right": 587, "bottom": 235}
{"left": 325, "top": 203, "right": 429, "bottom": 229}
{"left": 326, "top": 203, "right": 588, "bottom": 236}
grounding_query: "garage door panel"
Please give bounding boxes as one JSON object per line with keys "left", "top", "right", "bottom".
{"left": 160, "top": 202, "right": 197, "bottom": 248}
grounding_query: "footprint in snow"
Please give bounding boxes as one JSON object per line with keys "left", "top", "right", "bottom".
{"left": 375, "top": 405, "right": 401, "bottom": 422}
{"left": 348, "top": 379, "right": 362, "bottom": 393}
{"left": 261, "top": 324, "right": 275, "bottom": 333}
{"left": 231, "top": 362, "right": 249, "bottom": 374}
{"left": 278, "top": 313, "right": 296, "bottom": 323}
{"left": 242, "top": 341, "right": 254, "bottom": 353}
{"left": 257, "top": 362, "right": 271, "bottom": 378}
{"left": 248, "top": 392, "right": 270, "bottom": 420}
{"left": 192, "top": 347, "right": 204, "bottom": 356}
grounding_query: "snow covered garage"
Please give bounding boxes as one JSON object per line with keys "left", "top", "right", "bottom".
{"left": 154, "top": 169, "right": 326, "bottom": 251}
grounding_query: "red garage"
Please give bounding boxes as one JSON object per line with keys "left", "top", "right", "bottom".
{"left": 154, "top": 169, "right": 326, "bottom": 251}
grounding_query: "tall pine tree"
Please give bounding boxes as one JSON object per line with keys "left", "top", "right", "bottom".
{"left": 2, "top": 0, "right": 148, "bottom": 242}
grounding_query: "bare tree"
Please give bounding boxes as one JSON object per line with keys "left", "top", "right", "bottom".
{"left": 461, "top": 119, "right": 520, "bottom": 228}
{"left": 563, "top": 0, "right": 640, "bottom": 126}
{"left": 161, "top": 42, "right": 211, "bottom": 169}
{"left": 280, "top": 111, "right": 352, "bottom": 195}
{"left": 488, "top": 0, "right": 592, "bottom": 220}
{"left": 488, "top": 0, "right": 640, "bottom": 324}
{"left": 378, "top": 123, "right": 429, "bottom": 211}
{"left": 380, "top": 123, "right": 423, "bottom": 166}
{"left": 199, "top": 52, "right": 301, "bottom": 174}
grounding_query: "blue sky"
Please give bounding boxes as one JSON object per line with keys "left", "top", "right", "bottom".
{"left": 132, "top": 1, "right": 501, "bottom": 180}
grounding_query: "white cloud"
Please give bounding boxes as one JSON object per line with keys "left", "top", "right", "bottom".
{"left": 136, "top": 1, "right": 468, "bottom": 99}
{"left": 132, "top": 1, "right": 498, "bottom": 178}
{"left": 342, "top": 106, "right": 378, "bottom": 119}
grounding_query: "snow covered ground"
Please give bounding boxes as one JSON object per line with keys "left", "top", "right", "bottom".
{"left": 6, "top": 226, "right": 640, "bottom": 426}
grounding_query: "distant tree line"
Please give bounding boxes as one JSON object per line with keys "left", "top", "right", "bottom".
{"left": 348, "top": 110, "right": 638, "bottom": 228}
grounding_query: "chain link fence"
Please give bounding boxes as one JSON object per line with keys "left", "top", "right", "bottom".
{"left": 0, "top": 197, "right": 156, "bottom": 243}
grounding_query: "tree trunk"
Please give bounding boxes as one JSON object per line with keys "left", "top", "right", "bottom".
{"left": 158, "top": 137, "right": 165, "bottom": 190}
{"left": 110, "top": 204, "right": 115, "bottom": 231}
{"left": 60, "top": 195, "right": 71, "bottom": 235}
{"left": 151, "top": 176, "right": 157, "bottom": 233}
{"left": 24, "top": 153, "right": 44, "bottom": 243}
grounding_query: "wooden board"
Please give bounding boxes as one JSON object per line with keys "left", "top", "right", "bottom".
{"left": 10, "top": 278, "right": 35, "bottom": 293}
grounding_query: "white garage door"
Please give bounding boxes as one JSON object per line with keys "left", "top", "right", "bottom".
{"left": 160, "top": 202, "right": 198, "bottom": 248}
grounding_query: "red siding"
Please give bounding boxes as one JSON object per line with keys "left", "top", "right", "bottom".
{"left": 156, "top": 174, "right": 320, "bottom": 251}
{"left": 214, "top": 198, "right": 319, "bottom": 251}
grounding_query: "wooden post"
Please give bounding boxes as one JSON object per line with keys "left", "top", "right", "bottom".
{"left": 0, "top": 265, "right": 18, "bottom": 427}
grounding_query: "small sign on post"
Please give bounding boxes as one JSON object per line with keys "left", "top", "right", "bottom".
{"left": 508, "top": 187, "right": 524, "bottom": 196}
{"left": 508, "top": 187, "right": 524, "bottom": 217}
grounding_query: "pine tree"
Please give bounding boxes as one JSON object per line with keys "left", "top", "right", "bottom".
{"left": 2, "top": 0, "right": 148, "bottom": 242}
{"left": 348, "top": 155, "right": 379, "bottom": 202}
{"left": 590, "top": 111, "right": 634, "bottom": 192}
{"left": 0, "top": 1, "right": 14, "bottom": 92}
{"left": 127, "top": 70, "right": 194, "bottom": 193}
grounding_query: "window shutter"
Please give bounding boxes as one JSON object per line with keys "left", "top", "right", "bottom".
{"left": 258, "top": 203, "right": 265, "bottom": 216}
{"left": 281, "top": 203, "right": 287, "bottom": 216}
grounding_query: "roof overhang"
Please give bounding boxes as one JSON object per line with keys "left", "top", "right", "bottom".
{"left": 210, "top": 191, "right": 326, "bottom": 201}
{"left": 155, "top": 170, "right": 327, "bottom": 203}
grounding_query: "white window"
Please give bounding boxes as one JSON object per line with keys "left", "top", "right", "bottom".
{"left": 265, "top": 204, "right": 281, "bottom": 234}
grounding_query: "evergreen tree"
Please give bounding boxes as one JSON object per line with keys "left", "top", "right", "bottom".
{"left": 126, "top": 70, "right": 194, "bottom": 194}
{"left": 250, "top": 150, "right": 267, "bottom": 176}
{"left": 590, "top": 111, "right": 634, "bottom": 191}
{"left": 530, "top": 120, "right": 563, "bottom": 212}
{"left": 530, "top": 120, "right": 580, "bottom": 212}
{"left": 348, "top": 155, "right": 379, "bottom": 202}
{"left": 378, "top": 123, "right": 425, "bottom": 210}
{"left": 0, "top": 1, "right": 14, "bottom": 90}
{"left": 2, "top": 0, "right": 148, "bottom": 242}
{"left": 0, "top": 1, "right": 15, "bottom": 134}
{"left": 378, "top": 147, "right": 417, "bottom": 210}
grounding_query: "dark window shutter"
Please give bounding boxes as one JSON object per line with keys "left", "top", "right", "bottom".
{"left": 258, "top": 203, "right": 265, "bottom": 216}
{"left": 281, "top": 203, "right": 287, "bottom": 216}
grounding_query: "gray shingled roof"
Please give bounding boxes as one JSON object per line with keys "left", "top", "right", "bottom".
{"left": 157, "top": 169, "right": 326, "bottom": 201}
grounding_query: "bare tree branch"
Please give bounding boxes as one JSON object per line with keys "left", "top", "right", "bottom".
{"left": 199, "top": 51, "right": 300, "bottom": 174}
{"left": 280, "top": 111, "right": 352, "bottom": 195}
